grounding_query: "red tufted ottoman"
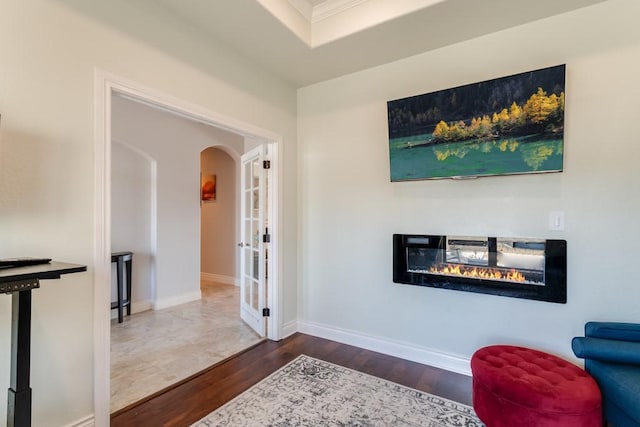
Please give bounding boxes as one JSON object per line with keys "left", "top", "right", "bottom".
{"left": 471, "top": 345, "right": 602, "bottom": 427}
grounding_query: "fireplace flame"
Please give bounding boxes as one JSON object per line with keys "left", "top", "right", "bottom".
{"left": 428, "top": 264, "right": 526, "bottom": 282}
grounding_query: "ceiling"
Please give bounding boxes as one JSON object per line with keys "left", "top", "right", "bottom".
{"left": 143, "top": 0, "right": 606, "bottom": 87}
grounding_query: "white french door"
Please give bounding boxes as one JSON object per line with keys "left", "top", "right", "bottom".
{"left": 239, "top": 145, "right": 269, "bottom": 336}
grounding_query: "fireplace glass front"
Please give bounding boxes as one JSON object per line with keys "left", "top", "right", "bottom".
{"left": 394, "top": 234, "right": 566, "bottom": 303}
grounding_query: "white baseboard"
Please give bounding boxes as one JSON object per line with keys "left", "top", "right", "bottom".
{"left": 297, "top": 320, "right": 472, "bottom": 376}
{"left": 66, "top": 415, "right": 94, "bottom": 427}
{"left": 132, "top": 299, "right": 152, "bottom": 313}
{"left": 201, "top": 272, "right": 239, "bottom": 286}
{"left": 280, "top": 319, "right": 298, "bottom": 339}
{"left": 152, "top": 290, "right": 201, "bottom": 310}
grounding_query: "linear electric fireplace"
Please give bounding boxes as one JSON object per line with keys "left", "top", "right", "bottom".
{"left": 393, "top": 234, "right": 567, "bottom": 303}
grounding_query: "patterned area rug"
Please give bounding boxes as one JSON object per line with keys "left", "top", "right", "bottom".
{"left": 193, "top": 354, "right": 484, "bottom": 426}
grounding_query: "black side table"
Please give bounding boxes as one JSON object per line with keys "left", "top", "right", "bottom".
{"left": 110, "top": 252, "right": 132, "bottom": 323}
{"left": 1, "top": 262, "right": 86, "bottom": 427}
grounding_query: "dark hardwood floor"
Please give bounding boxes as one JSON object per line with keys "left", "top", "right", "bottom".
{"left": 111, "top": 333, "right": 473, "bottom": 427}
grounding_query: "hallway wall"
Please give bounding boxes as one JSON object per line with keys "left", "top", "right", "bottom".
{"left": 111, "top": 141, "right": 153, "bottom": 311}
{"left": 201, "top": 147, "right": 238, "bottom": 284}
{"left": 111, "top": 96, "right": 244, "bottom": 309}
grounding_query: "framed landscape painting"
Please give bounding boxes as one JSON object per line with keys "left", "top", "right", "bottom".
{"left": 387, "top": 65, "right": 565, "bottom": 181}
{"left": 201, "top": 174, "right": 216, "bottom": 201}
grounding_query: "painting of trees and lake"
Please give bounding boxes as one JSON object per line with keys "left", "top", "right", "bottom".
{"left": 387, "top": 65, "right": 565, "bottom": 181}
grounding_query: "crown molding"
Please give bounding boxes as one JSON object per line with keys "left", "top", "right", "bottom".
{"left": 288, "top": 0, "right": 313, "bottom": 21}
{"left": 288, "top": 0, "right": 371, "bottom": 24}
{"left": 312, "top": 0, "right": 370, "bottom": 23}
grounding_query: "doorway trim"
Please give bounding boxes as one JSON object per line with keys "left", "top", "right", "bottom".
{"left": 94, "top": 69, "right": 282, "bottom": 427}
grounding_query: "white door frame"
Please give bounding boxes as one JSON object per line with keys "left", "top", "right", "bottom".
{"left": 93, "top": 69, "right": 281, "bottom": 427}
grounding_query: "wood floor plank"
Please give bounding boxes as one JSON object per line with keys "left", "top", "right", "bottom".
{"left": 111, "top": 333, "right": 472, "bottom": 427}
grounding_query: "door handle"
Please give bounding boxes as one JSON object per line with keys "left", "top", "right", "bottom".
{"left": 237, "top": 242, "right": 247, "bottom": 247}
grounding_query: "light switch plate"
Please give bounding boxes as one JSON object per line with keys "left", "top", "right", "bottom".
{"left": 549, "top": 211, "right": 565, "bottom": 231}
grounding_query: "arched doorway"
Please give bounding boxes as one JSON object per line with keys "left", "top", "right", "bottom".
{"left": 200, "top": 147, "right": 237, "bottom": 285}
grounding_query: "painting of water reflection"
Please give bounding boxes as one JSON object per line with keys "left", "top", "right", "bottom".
{"left": 387, "top": 65, "right": 565, "bottom": 181}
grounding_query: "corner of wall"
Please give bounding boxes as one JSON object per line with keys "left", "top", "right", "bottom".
{"left": 152, "top": 291, "right": 202, "bottom": 310}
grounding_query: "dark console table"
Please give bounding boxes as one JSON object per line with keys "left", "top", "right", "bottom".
{"left": 110, "top": 252, "right": 132, "bottom": 323}
{"left": 0, "top": 262, "right": 86, "bottom": 427}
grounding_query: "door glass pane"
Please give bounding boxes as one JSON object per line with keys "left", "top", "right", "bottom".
{"left": 252, "top": 160, "right": 260, "bottom": 188}
{"left": 253, "top": 250, "right": 259, "bottom": 280}
{"left": 252, "top": 189, "right": 259, "bottom": 219}
{"left": 244, "top": 163, "right": 251, "bottom": 189}
{"left": 252, "top": 220, "right": 259, "bottom": 248}
{"left": 245, "top": 192, "right": 251, "bottom": 219}
{"left": 252, "top": 280, "right": 259, "bottom": 310}
{"left": 244, "top": 248, "right": 252, "bottom": 277}
{"left": 244, "top": 279, "right": 251, "bottom": 305}
{"left": 244, "top": 219, "right": 251, "bottom": 240}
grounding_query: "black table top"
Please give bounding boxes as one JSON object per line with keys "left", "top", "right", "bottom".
{"left": 0, "top": 262, "right": 87, "bottom": 283}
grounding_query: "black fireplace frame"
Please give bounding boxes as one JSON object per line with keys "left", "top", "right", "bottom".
{"left": 393, "top": 234, "right": 567, "bottom": 303}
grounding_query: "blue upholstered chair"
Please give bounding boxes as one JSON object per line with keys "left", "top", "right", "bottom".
{"left": 572, "top": 322, "right": 640, "bottom": 427}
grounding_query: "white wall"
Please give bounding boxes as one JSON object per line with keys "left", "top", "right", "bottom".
{"left": 201, "top": 147, "right": 238, "bottom": 283}
{"left": 298, "top": 0, "right": 640, "bottom": 372}
{"left": 111, "top": 141, "right": 153, "bottom": 311}
{"left": 0, "top": 0, "right": 297, "bottom": 425}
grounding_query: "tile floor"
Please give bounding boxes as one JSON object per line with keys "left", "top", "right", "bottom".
{"left": 110, "top": 281, "right": 262, "bottom": 412}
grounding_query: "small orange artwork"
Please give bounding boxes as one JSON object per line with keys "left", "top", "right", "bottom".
{"left": 201, "top": 174, "right": 216, "bottom": 201}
